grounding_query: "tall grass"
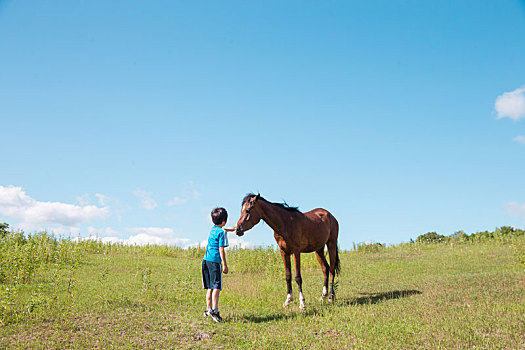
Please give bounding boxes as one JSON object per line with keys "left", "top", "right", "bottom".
{"left": 0, "top": 230, "right": 83, "bottom": 285}
{"left": 0, "top": 226, "right": 83, "bottom": 325}
{"left": 514, "top": 239, "right": 525, "bottom": 268}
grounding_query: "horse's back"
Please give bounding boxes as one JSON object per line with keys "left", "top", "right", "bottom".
{"left": 303, "top": 208, "right": 338, "bottom": 245}
{"left": 304, "top": 208, "right": 337, "bottom": 225}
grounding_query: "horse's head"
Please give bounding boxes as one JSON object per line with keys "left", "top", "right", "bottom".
{"left": 235, "top": 193, "right": 262, "bottom": 236}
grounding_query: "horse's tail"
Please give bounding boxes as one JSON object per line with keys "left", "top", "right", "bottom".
{"left": 330, "top": 212, "right": 341, "bottom": 276}
{"left": 334, "top": 245, "right": 341, "bottom": 276}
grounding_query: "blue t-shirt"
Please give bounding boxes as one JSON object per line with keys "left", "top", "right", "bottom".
{"left": 203, "top": 226, "right": 229, "bottom": 264}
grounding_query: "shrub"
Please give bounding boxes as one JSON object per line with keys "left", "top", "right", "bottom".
{"left": 0, "top": 223, "right": 9, "bottom": 239}
{"left": 416, "top": 232, "right": 446, "bottom": 244}
{"left": 412, "top": 227, "right": 525, "bottom": 245}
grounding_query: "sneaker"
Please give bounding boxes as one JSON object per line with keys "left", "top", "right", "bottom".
{"left": 203, "top": 310, "right": 210, "bottom": 318}
{"left": 209, "top": 310, "right": 223, "bottom": 323}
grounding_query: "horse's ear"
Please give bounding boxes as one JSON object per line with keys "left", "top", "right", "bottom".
{"left": 255, "top": 194, "right": 260, "bottom": 201}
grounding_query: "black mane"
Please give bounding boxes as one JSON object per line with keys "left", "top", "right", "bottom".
{"left": 242, "top": 193, "right": 301, "bottom": 213}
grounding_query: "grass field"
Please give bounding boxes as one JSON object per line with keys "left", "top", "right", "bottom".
{"left": 1, "top": 230, "right": 524, "bottom": 349}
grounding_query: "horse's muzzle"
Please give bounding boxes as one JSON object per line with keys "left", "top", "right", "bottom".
{"left": 236, "top": 226, "right": 244, "bottom": 236}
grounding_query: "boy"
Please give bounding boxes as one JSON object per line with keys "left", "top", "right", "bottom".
{"left": 202, "top": 207, "right": 235, "bottom": 323}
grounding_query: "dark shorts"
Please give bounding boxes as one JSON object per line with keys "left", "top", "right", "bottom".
{"left": 202, "top": 260, "right": 222, "bottom": 290}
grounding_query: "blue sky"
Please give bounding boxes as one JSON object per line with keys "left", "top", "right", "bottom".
{"left": 1, "top": 0, "right": 525, "bottom": 249}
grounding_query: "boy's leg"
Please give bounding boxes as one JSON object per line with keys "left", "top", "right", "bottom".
{"left": 202, "top": 261, "right": 212, "bottom": 316}
{"left": 206, "top": 289, "right": 212, "bottom": 309}
{"left": 209, "top": 289, "right": 223, "bottom": 322}
{"left": 212, "top": 289, "right": 220, "bottom": 310}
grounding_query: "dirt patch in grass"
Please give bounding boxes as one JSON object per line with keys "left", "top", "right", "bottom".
{"left": 2, "top": 310, "right": 213, "bottom": 349}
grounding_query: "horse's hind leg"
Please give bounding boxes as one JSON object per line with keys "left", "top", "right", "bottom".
{"left": 327, "top": 241, "right": 337, "bottom": 301}
{"left": 315, "top": 248, "right": 329, "bottom": 300}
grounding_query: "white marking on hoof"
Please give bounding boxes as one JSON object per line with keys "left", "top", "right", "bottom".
{"left": 299, "top": 292, "right": 306, "bottom": 309}
{"left": 283, "top": 294, "right": 294, "bottom": 308}
{"left": 320, "top": 286, "right": 328, "bottom": 300}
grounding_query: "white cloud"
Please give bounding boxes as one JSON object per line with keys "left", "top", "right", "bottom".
{"left": 125, "top": 227, "right": 190, "bottom": 246}
{"left": 133, "top": 189, "right": 150, "bottom": 198}
{"left": 133, "top": 188, "right": 157, "bottom": 210}
{"left": 79, "top": 227, "right": 190, "bottom": 247}
{"left": 167, "top": 197, "right": 187, "bottom": 206}
{"left": 0, "top": 185, "right": 109, "bottom": 227}
{"left": 76, "top": 194, "right": 91, "bottom": 206}
{"left": 127, "top": 233, "right": 189, "bottom": 246}
{"left": 495, "top": 86, "right": 525, "bottom": 121}
{"left": 503, "top": 201, "right": 525, "bottom": 219}
{"left": 127, "top": 226, "right": 178, "bottom": 238}
{"left": 141, "top": 198, "right": 158, "bottom": 210}
{"left": 87, "top": 226, "right": 121, "bottom": 237}
{"left": 513, "top": 136, "right": 525, "bottom": 145}
{"left": 78, "top": 193, "right": 119, "bottom": 205}
{"left": 95, "top": 193, "right": 112, "bottom": 206}
{"left": 47, "top": 226, "right": 82, "bottom": 236}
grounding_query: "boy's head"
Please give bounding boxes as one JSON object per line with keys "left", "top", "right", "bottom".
{"left": 211, "top": 207, "right": 228, "bottom": 226}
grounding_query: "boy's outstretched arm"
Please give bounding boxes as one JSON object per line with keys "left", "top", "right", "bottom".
{"left": 223, "top": 226, "right": 236, "bottom": 232}
{"left": 219, "top": 246, "right": 228, "bottom": 274}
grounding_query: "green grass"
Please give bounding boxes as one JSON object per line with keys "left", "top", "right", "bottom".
{"left": 1, "top": 234, "right": 524, "bottom": 349}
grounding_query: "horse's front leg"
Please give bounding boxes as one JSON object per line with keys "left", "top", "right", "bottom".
{"left": 280, "top": 249, "right": 293, "bottom": 308}
{"left": 293, "top": 252, "right": 306, "bottom": 309}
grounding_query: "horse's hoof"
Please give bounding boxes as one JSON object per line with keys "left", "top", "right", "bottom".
{"left": 283, "top": 299, "right": 293, "bottom": 308}
{"left": 299, "top": 304, "right": 306, "bottom": 310}
{"left": 328, "top": 295, "right": 335, "bottom": 303}
{"left": 320, "top": 294, "right": 329, "bottom": 301}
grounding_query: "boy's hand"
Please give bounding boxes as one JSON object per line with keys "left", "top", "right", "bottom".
{"left": 223, "top": 226, "right": 236, "bottom": 232}
{"left": 223, "top": 265, "right": 229, "bottom": 274}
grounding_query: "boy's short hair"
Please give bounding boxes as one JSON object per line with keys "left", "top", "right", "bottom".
{"left": 211, "top": 207, "right": 228, "bottom": 225}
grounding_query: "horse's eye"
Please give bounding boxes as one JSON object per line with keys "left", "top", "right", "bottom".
{"left": 246, "top": 208, "right": 251, "bottom": 214}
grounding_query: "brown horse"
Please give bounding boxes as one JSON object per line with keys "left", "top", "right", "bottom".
{"left": 235, "top": 193, "right": 340, "bottom": 309}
